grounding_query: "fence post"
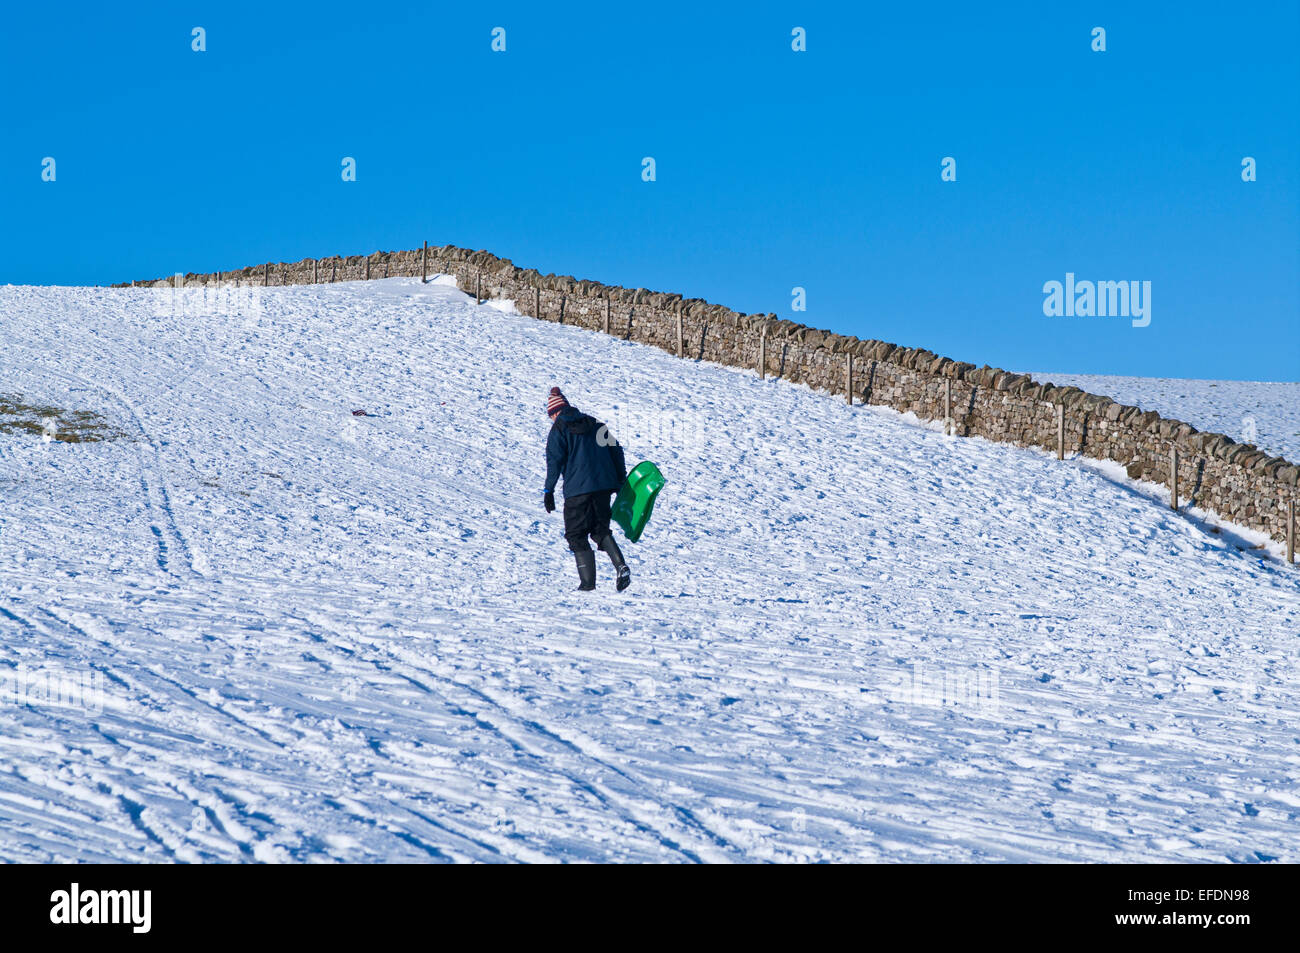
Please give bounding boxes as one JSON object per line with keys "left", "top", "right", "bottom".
{"left": 676, "top": 304, "right": 684, "bottom": 357}
{"left": 535, "top": 286, "right": 541, "bottom": 319}
{"left": 1170, "top": 448, "right": 1179, "bottom": 511}
{"left": 1057, "top": 404, "right": 1065, "bottom": 460}
{"left": 263, "top": 264, "right": 268, "bottom": 286}
{"left": 759, "top": 331, "right": 766, "bottom": 380}
{"left": 944, "top": 378, "right": 952, "bottom": 434}
{"left": 331, "top": 259, "right": 337, "bottom": 282}
{"left": 422, "top": 241, "right": 428, "bottom": 283}
{"left": 366, "top": 258, "right": 371, "bottom": 281}
{"left": 312, "top": 259, "right": 317, "bottom": 284}
{"left": 604, "top": 297, "right": 610, "bottom": 334}
{"left": 846, "top": 353, "right": 853, "bottom": 405}
{"left": 1289, "top": 499, "right": 1295, "bottom": 564}
{"left": 559, "top": 295, "right": 566, "bottom": 324}
{"left": 475, "top": 273, "right": 482, "bottom": 304}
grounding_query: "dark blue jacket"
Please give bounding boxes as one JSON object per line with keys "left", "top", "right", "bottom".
{"left": 545, "top": 406, "right": 627, "bottom": 499}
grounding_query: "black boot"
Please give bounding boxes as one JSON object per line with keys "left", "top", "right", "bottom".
{"left": 574, "top": 550, "right": 597, "bottom": 591}
{"left": 600, "top": 537, "right": 631, "bottom": 592}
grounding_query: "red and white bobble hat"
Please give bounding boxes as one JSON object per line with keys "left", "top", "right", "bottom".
{"left": 547, "top": 387, "right": 570, "bottom": 416}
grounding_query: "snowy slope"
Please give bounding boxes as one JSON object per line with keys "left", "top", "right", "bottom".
{"left": 1036, "top": 373, "right": 1300, "bottom": 464}
{"left": 1, "top": 277, "right": 1298, "bottom": 863}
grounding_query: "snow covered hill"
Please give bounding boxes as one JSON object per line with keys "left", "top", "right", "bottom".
{"left": 1036, "top": 373, "right": 1300, "bottom": 465}
{"left": 2, "top": 276, "right": 1298, "bottom": 863}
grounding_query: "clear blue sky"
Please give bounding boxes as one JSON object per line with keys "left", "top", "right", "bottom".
{"left": 2, "top": 1, "right": 1296, "bottom": 380}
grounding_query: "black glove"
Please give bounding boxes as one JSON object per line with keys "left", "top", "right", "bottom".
{"left": 544, "top": 491, "right": 555, "bottom": 513}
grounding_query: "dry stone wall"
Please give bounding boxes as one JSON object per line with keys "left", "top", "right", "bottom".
{"left": 115, "top": 245, "right": 1299, "bottom": 550}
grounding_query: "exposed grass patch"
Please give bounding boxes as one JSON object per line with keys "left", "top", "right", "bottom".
{"left": 0, "top": 394, "right": 126, "bottom": 443}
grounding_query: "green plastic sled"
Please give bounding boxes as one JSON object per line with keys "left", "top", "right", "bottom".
{"left": 611, "top": 461, "right": 665, "bottom": 543}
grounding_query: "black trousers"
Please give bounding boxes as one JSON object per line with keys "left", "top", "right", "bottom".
{"left": 563, "top": 490, "right": 615, "bottom": 553}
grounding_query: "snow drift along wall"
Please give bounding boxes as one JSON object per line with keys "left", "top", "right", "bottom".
{"left": 115, "top": 246, "right": 1299, "bottom": 551}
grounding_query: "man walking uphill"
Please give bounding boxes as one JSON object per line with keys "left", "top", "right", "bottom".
{"left": 542, "top": 387, "right": 632, "bottom": 592}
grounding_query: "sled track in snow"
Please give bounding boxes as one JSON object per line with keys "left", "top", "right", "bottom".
{"left": 8, "top": 351, "right": 200, "bottom": 581}
{"left": 293, "top": 606, "right": 739, "bottom": 861}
